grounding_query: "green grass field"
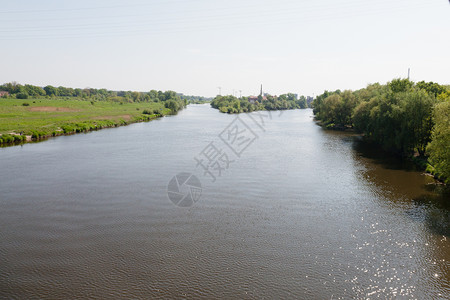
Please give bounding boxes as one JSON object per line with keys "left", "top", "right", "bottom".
{"left": 0, "top": 97, "right": 169, "bottom": 142}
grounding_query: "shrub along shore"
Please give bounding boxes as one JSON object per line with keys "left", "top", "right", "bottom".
{"left": 312, "top": 79, "right": 450, "bottom": 184}
{"left": 0, "top": 83, "right": 187, "bottom": 146}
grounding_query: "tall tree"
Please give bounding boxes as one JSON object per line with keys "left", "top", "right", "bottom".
{"left": 427, "top": 100, "right": 450, "bottom": 183}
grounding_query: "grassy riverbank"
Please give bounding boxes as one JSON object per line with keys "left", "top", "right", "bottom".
{"left": 0, "top": 97, "right": 171, "bottom": 146}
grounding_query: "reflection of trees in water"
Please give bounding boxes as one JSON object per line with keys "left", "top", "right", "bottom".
{"left": 411, "top": 187, "right": 450, "bottom": 237}
{"left": 352, "top": 137, "right": 417, "bottom": 171}
{"left": 351, "top": 137, "right": 450, "bottom": 237}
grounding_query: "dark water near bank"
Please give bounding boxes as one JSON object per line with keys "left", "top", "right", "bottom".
{"left": 0, "top": 105, "right": 449, "bottom": 299}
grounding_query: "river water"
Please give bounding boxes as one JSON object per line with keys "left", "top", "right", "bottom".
{"left": 0, "top": 104, "right": 449, "bottom": 299}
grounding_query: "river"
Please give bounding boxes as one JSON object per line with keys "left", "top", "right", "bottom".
{"left": 0, "top": 104, "right": 449, "bottom": 299}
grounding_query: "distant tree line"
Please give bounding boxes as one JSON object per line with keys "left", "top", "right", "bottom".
{"left": 211, "top": 93, "right": 309, "bottom": 114}
{"left": 0, "top": 82, "right": 187, "bottom": 113}
{"left": 312, "top": 79, "right": 450, "bottom": 183}
{"left": 178, "top": 94, "right": 212, "bottom": 104}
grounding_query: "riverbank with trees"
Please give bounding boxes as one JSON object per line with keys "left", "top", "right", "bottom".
{"left": 211, "top": 93, "right": 309, "bottom": 113}
{"left": 0, "top": 82, "right": 187, "bottom": 147}
{"left": 312, "top": 79, "right": 450, "bottom": 184}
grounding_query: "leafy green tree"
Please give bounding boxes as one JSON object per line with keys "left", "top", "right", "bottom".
{"left": 357, "top": 90, "right": 404, "bottom": 152}
{"left": 319, "top": 94, "right": 342, "bottom": 128}
{"left": 312, "top": 90, "right": 341, "bottom": 117}
{"left": 82, "top": 88, "right": 91, "bottom": 97}
{"left": 131, "top": 91, "right": 141, "bottom": 102}
{"left": 352, "top": 80, "right": 437, "bottom": 154}
{"left": 416, "top": 81, "right": 448, "bottom": 98}
{"left": 0, "top": 82, "right": 21, "bottom": 94}
{"left": 353, "top": 99, "right": 373, "bottom": 134}
{"left": 211, "top": 95, "right": 239, "bottom": 110}
{"left": 44, "top": 85, "right": 59, "bottom": 96}
{"left": 313, "top": 90, "right": 358, "bottom": 129}
{"left": 297, "top": 96, "right": 307, "bottom": 109}
{"left": 165, "top": 99, "right": 180, "bottom": 112}
{"left": 148, "top": 90, "right": 159, "bottom": 101}
{"left": 427, "top": 100, "right": 450, "bottom": 183}
{"left": 286, "top": 93, "right": 297, "bottom": 101}
{"left": 57, "top": 86, "right": 74, "bottom": 97}
{"left": 399, "top": 90, "right": 435, "bottom": 155}
{"left": 338, "top": 90, "right": 358, "bottom": 126}
{"left": 388, "top": 78, "right": 414, "bottom": 93}
{"left": 164, "top": 91, "right": 177, "bottom": 101}
{"left": 23, "top": 84, "right": 45, "bottom": 96}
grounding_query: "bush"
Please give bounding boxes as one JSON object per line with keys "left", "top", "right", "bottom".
{"left": 22, "top": 102, "right": 30, "bottom": 106}
{"left": 61, "top": 124, "right": 75, "bottom": 133}
{"left": 0, "top": 134, "right": 13, "bottom": 143}
{"left": 142, "top": 109, "right": 152, "bottom": 115}
{"left": 30, "top": 130, "right": 46, "bottom": 139}
{"left": 16, "top": 135, "right": 26, "bottom": 142}
{"left": 17, "top": 93, "right": 29, "bottom": 99}
{"left": 0, "top": 134, "right": 26, "bottom": 143}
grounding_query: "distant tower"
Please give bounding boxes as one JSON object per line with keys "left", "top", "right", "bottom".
{"left": 260, "top": 84, "right": 263, "bottom": 96}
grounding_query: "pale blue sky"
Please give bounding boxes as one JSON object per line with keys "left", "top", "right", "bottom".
{"left": 1, "top": 0, "right": 449, "bottom": 97}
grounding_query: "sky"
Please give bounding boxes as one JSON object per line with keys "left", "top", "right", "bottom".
{"left": 0, "top": 0, "right": 449, "bottom": 97}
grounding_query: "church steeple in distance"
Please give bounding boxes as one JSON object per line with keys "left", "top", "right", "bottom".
{"left": 260, "top": 84, "right": 263, "bottom": 96}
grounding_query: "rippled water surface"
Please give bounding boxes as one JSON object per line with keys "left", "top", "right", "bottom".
{"left": 1, "top": 105, "right": 449, "bottom": 299}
